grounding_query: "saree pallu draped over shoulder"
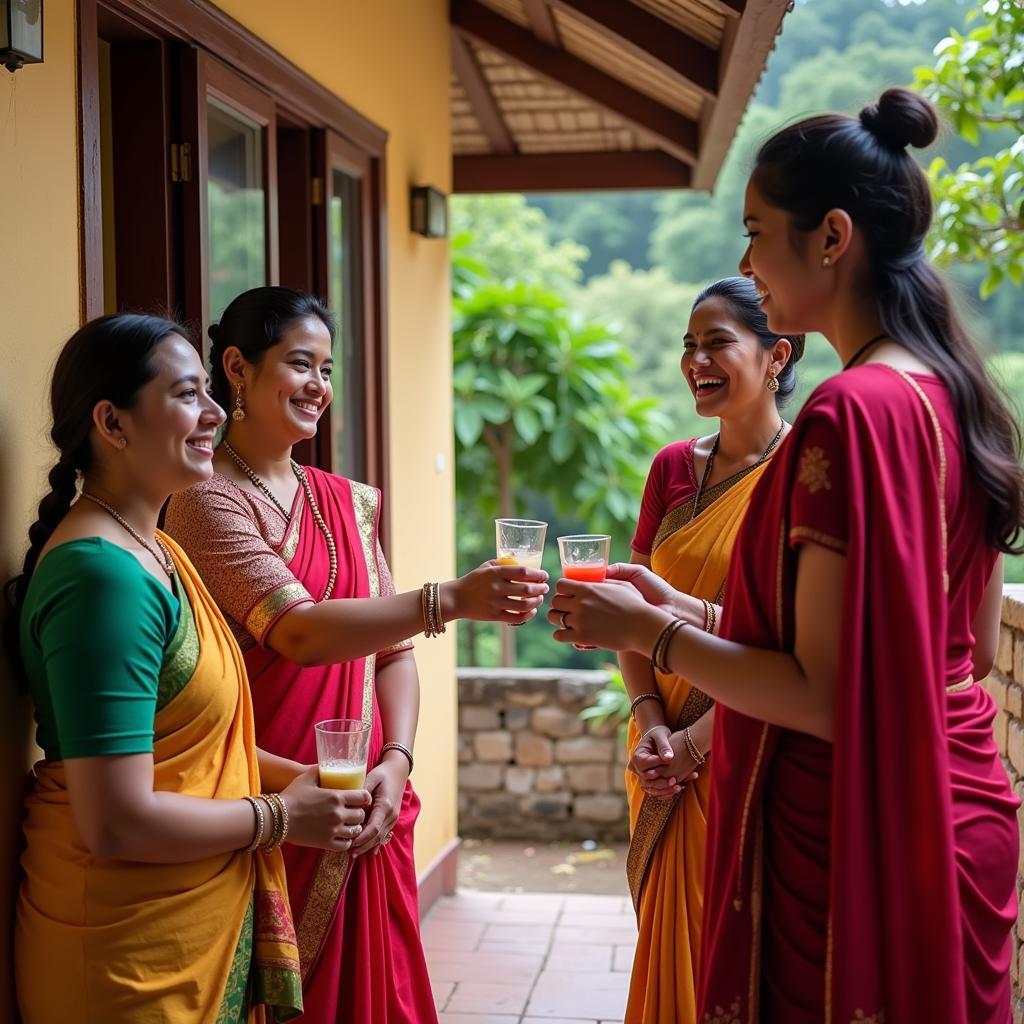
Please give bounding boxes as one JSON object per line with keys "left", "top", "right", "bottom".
{"left": 698, "top": 369, "right": 1017, "bottom": 1024}
{"left": 624, "top": 461, "right": 768, "bottom": 1024}
{"left": 239, "top": 468, "right": 436, "bottom": 1024}
{"left": 16, "top": 535, "right": 301, "bottom": 1024}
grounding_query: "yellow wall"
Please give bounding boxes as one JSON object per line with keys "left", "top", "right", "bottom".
{"left": 210, "top": 0, "right": 458, "bottom": 873}
{"left": 0, "top": 1, "right": 83, "bottom": 1017}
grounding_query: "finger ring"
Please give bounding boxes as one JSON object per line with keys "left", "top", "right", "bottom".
{"left": 382, "top": 831, "right": 394, "bottom": 845}
{"left": 558, "top": 611, "right": 569, "bottom": 630}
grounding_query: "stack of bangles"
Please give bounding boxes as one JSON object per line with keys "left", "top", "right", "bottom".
{"left": 629, "top": 690, "right": 664, "bottom": 721}
{"left": 243, "top": 793, "right": 290, "bottom": 853}
{"left": 651, "top": 618, "right": 688, "bottom": 674}
{"left": 701, "top": 598, "right": 718, "bottom": 635}
{"left": 421, "top": 582, "right": 445, "bottom": 637}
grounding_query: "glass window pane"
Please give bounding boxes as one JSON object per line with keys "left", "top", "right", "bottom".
{"left": 207, "top": 99, "right": 266, "bottom": 334}
{"left": 329, "top": 168, "right": 365, "bottom": 480}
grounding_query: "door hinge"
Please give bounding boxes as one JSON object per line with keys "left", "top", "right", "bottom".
{"left": 311, "top": 176, "right": 324, "bottom": 206}
{"left": 170, "top": 142, "right": 193, "bottom": 183}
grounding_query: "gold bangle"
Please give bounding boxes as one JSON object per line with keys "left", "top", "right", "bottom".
{"left": 432, "top": 582, "right": 445, "bottom": 635}
{"left": 651, "top": 618, "right": 687, "bottom": 674}
{"left": 701, "top": 598, "right": 713, "bottom": 633}
{"left": 243, "top": 795, "right": 266, "bottom": 852}
{"left": 683, "top": 726, "right": 706, "bottom": 766}
{"left": 263, "top": 792, "right": 289, "bottom": 849}
{"left": 629, "top": 692, "right": 663, "bottom": 720}
{"left": 381, "top": 741, "right": 414, "bottom": 773}
{"left": 709, "top": 602, "right": 718, "bottom": 635}
{"left": 261, "top": 794, "right": 281, "bottom": 851}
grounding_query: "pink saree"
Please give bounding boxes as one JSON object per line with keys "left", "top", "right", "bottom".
{"left": 697, "top": 366, "right": 1017, "bottom": 1024}
{"left": 166, "top": 467, "right": 436, "bottom": 1024}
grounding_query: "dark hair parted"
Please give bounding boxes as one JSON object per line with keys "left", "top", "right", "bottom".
{"left": 207, "top": 287, "right": 336, "bottom": 412}
{"left": 692, "top": 276, "right": 805, "bottom": 407}
{"left": 6, "top": 314, "right": 187, "bottom": 656}
{"left": 752, "top": 87, "right": 1024, "bottom": 553}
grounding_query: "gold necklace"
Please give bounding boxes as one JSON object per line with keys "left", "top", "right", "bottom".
{"left": 221, "top": 442, "right": 338, "bottom": 601}
{"left": 690, "top": 421, "right": 785, "bottom": 523}
{"left": 80, "top": 492, "right": 176, "bottom": 578}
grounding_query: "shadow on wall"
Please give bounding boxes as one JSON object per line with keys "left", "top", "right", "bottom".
{"left": 0, "top": 441, "right": 36, "bottom": 1024}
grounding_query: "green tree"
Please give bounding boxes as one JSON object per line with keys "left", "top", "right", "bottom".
{"left": 914, "top": 0, "right": 1024, "bottom": 297}
{"left": 453, "top": 246, "right": 669, "bottom": 664}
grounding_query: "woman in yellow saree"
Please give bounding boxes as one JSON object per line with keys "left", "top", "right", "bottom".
{"left": 9, "top": 315, "right": 365, "bottom": 1023}
{"left": 617, "top": 278, "right": 802, "bottom": 1023}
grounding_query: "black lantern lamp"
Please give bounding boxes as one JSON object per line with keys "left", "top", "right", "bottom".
{"left": 410, "top": 186, "right": 448, "bottom": 239}
{"left": 1, "top": 0, "right": 43, "bottom": 73}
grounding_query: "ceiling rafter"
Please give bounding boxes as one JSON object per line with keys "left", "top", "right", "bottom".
{"left": 521, "top": 0, "right": 560, "bottom": 47}
{"left": 451, "top": 30, "right": 516, "bottom": 155}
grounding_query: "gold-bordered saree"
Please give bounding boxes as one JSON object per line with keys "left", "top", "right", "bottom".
{"left": 623, "top": 459, "right": 771, "bottom": 1024}
{"left": 16, "top": 536, "right": 302, "bottom": 1024}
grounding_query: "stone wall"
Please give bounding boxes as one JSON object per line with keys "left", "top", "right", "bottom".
{"left": 988, "top": 586, "right": 1024, "bottom": 1019}
{"left": 458, "top": 668, "right": 629, "bottom": 841}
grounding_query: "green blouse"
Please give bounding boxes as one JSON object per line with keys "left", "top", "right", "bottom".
{"left": 20, "top": 538, "right": 193, "bottom": 762}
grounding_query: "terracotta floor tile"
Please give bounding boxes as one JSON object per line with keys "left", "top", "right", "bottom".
{"left": 554, "top": 924, "right": 638, "bottom": 946}
{"left": 431, "top": 979, "right": 455, "bottom": 1010}
{"left": 544, "top": 943, "right": 614, "bottom": 972}
{"left": 425, "top": 949, "right": 545, "bottom": 984}
{"left": 478, "top": 940, "right": 552, "bottom": 956}
{"left": 612, "top": 945, "right": 634, "bottom": 973}
{"left": 445, "top": 980, "right": 533, "bottom": 1015}
{"left": 421, "top": 919, "right": 486, "bottom": 952}
{"left": 526, "top": 969, "right": 630, "bottom": 1019}
{"left": 484, "top": 923, "right": 554, "bottom": 945}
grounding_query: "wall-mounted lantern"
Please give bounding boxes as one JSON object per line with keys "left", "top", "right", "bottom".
{"left": 410, "top": 185, "right": 448, "bottom": 239}
{"left": 1, "top": 0, "right": 43, "bottom": 73}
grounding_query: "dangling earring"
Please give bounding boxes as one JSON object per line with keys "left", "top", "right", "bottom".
{"left": 232, "top": 381, "right": 246, "bottom": 422}
{"left": 822, "top": 255, "right": 831, "bottom": 267}
{"left": 117, "top": 436, "right": 128, "bottom": 449}
{"left": 766, "top": 375, "right": 780, "bottom": 393}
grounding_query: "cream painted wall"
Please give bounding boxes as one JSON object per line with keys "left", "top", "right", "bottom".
{"left": 0, "top": 1, "right": 82, "bottom": 1016}
{"left": 210, "top": 0, "right": 458, "bottom": 873}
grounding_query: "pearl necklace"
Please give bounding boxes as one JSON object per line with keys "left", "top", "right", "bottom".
{"left": 221, "top": 442, "right": 338, "bottom": 601}
{"left": 80, "top": 492, "right": 176, "bottom": 578}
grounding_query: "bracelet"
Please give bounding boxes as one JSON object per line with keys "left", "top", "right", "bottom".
{"left": 243, "top": 795, "right": 266, "bottom": 852}
{"left": 262, "top": 793, "right": 282, "bottom": 851}
{"left": 651, "top": 618, "right": 687, "bottom": 674}
{"left": 629, "top": 692, "right": 664, "bottom": 720}
{"left": 422, "top": 582, "right": 446, "bottom": 637}
{"left": 708, "top": 601, "right": 718, "bottom": 635}
{"left": 263, "top": 792, "right": 289, "bottom": 849}
{"left": 700, "top": 599, "right": 714, "bottom": 634}
{"left": 381, "top": 741, "right": 415, "bottom": 773}
{"left": 683, "top": 726, "right": 706, "bottom": 766}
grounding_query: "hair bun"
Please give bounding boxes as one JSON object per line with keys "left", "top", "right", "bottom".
{"left": 859, "top": 88, "right": 938, "bottom": 151}
{"left": 207, "top": 322, "right": 221, "bottom": 345}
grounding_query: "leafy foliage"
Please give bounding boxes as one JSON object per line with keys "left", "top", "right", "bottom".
{"left": 579, "top": 667, "right": 632, "bottom": 741}
{"left": 914, "top": 0, "right": 1024, "bottom": 297}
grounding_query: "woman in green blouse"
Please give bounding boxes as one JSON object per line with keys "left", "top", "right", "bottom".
{"left": 9, "top": 314, "right": 366, "bottom": 1024}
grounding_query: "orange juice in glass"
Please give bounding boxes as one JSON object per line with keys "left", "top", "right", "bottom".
{"left": 315, "top": 718, "right": 370, "bottom": 790}
{"left": 495, "top": 519, "right": 547, "bottom": 621}
{"left": 557, "top": 534, "right": 611, "bottom": 650}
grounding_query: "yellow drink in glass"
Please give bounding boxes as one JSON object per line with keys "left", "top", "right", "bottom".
{"left": 318, "top": 761, "right": 367, "bottom": 790}
{"left": 496, "top": 550, "right": 544, "bottom": 569}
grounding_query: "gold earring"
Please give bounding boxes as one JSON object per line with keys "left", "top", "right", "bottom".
{"left": 117, "top": 436, "right": 128, "bottom": 449}
{"left": 822, "top": 255, "right": 831, "bottom": 267}
{"left": 232, "top": 381, "right": 246, "bottom": 422}
{"left": 766, "top": 375, "right": 780, "bottom": 393}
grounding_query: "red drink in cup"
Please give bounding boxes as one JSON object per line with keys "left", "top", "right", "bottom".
{"left": 557, "top": 534, "right": 611, "bottom": 650}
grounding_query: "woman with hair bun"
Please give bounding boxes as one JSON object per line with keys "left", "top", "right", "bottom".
{"left": 548, "top": 88, "right": 1023, "bottom": 1022}
{"left": 165, "top": 286, "right": 549, "bottom": 1024}
{"left": 617, "top": 276, "right": 801, "bottom": 1024}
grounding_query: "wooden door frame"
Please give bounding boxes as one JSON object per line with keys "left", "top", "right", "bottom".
{"left": 76, "top": 0, "right": 391, "bottom": 507}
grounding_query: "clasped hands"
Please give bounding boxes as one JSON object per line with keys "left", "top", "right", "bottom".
{"left": 629, "top": 724, "right": 701, "bottom": 800}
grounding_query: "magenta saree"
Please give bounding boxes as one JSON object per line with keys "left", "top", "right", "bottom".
{"left": 166, "top": 467, "right": 436, "bottom": 1024}
{"left": 697, "top": 366, "right": 1017, "bottom": 1024}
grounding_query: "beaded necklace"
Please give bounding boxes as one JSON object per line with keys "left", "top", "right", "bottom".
{"left": 80, "top": 492, "right": 176, "bottom": 578}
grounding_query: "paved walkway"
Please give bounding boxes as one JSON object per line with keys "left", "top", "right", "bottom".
{"left": 423, "top": 889, "right": 636, "bottom": 1023}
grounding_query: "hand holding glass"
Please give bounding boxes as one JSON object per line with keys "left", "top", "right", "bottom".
{"left": 496, "top": 518, "right": 548, "bottom": 623}
{"left": 557, "top": 534, "right": 611, "bottom": 650}
{"left": 315, "top": 718, "right": 370, "bottom": 790}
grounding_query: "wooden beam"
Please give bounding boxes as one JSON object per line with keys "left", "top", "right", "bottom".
{"left": 454, "top": 150, "right": 693, "bottom": 192}
{"left": 451, "top": 0, "right": 698, "bottom": 164}
{"left": 522, "top": 0, "right": 560, "bottom": 47}
{"left": 705, "top": 0, "right": 746, "bottom": 17}
{"left": 451, "top": 31, "right": 516, "bottom": 155}
{"left": 694, "top": 0, "right": 791, "bottom": 190}
{"left": 548, "top": 0, "right": 718, "bottom": 99}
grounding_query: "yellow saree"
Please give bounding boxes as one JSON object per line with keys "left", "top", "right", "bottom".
{"left": 623, "top": 463, "right": 769, "bottom": 1024}
{"left": 15, "top": 535, "right": 301, "bottom": 1024}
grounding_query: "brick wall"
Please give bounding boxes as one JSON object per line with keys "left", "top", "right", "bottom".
{"left": 457, "top": 668, "right": 629, "bottom": 841}
{"left": 988, "top": 585, "right": 1024, "bottom": 1018}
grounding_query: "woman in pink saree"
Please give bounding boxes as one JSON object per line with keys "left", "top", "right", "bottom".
{"left": 548, "top": 88, "right": 1023, "bottom": 1023}
{"left": 166, "top": 287, "right": 548, "bottom": 1023}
